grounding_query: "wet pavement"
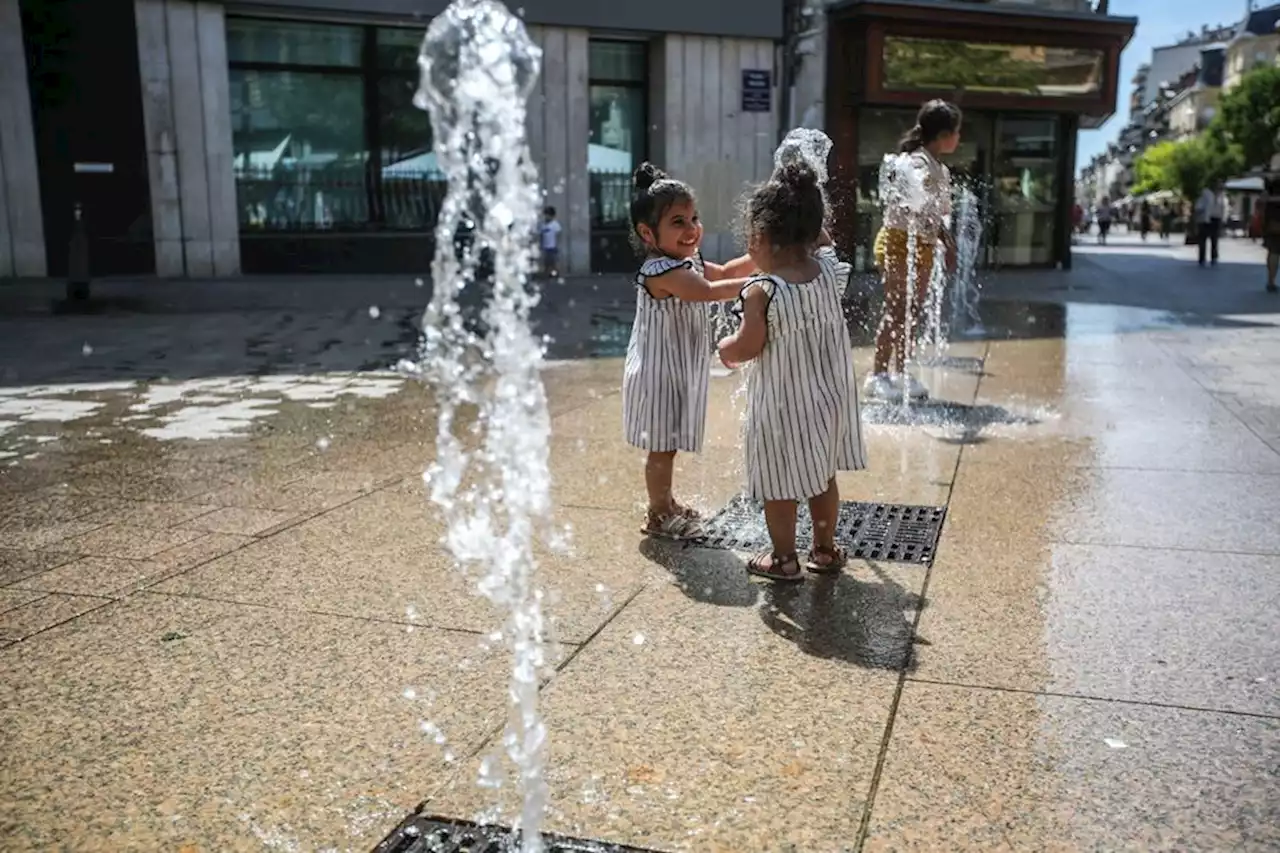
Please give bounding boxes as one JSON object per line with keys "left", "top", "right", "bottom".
{"left": 1, "top": 234, "right": 1278, "bottom": 851}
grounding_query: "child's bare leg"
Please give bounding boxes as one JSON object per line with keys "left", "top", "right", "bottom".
{"left": 875, "top": 272, "right": 906, "bottom": 375}
{"left": 747, "top": 499, "right": 803, "bottom": 580}
{"left": 645, "top": 451, "right": 677, "bottom": 516}
{"left": 806, "top": 478, "right": 846, "bottom": 573}
{"left": 808, "top": 478, "right": 839, "bottom": 552}
{"left": 764, "top": 499, "right": 799, "bottom": 556}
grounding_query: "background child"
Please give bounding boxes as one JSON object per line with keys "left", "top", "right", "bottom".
{"left": 866, "top": 99, "right": 962, "bottom": 404}
{"left": 624, "top": 163, "right": 748, "bottom": 538}
{"left": 540, "top": 205, "right": 561, "bottom": 279}
{"left": 718, "top": 162, "right": 866, "bottom": 581}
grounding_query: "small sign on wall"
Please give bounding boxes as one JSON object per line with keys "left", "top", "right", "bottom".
{"left": 742, "top": 70, "right": 772, "bottom": 113}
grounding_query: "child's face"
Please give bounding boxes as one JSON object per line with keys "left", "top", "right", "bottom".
{"left": 651, "top": 199, "right": 703, "bottom": 259}
{"left": 936, "top": 125, "right": 962, "bottom": 155}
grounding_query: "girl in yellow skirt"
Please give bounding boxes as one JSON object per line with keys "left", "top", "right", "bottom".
{"left": 865, "top": 100, "right": 962, "bottom": 403}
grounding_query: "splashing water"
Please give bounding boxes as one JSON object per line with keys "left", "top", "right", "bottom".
{"left": 774, "top": 128, "right": 833, "bottom": 188}
{"left": 878, "top": 152, "right": 932, "bottom": 413}
{"left": 949, "top": 187, "right": 985, "bottom": 338}
{"left": 415, "top": 2, "right": 550, "bottom": 849}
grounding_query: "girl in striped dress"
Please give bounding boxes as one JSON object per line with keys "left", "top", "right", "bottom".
{"left": 624, "top": 163, "right": 753, "bottom": 538}
{"left": 718, "top": 162, "right": 867, "bottom": 581}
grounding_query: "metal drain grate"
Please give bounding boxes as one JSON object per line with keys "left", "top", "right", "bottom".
{"left": 693, "top": 495, "right": 946, "bottom": 565}
{"left": 373, "top": 812, "right": 664, "bottom": 853}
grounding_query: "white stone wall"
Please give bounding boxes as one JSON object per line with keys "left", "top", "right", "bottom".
{"left": 0, "top": 0, "right": 47, "bottom": 278}
{"left": 651, "top": 35, "right": 780, "bottom": 261}
{"left": 135, "top": 0, "right": 239, "bottom": 277}
{"left": 525, "top": 26, "right": 591, "bottom": 275}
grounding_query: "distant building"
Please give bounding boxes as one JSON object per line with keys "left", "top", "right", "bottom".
{"left": 0, "top": 0, "right": 785, "bottom": 280}
{"left": 1224, "top": 2, "right": 1280, "bottom": 90}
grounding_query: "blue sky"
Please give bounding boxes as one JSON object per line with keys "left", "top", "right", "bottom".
{"left": 1076, "top": 0, "right": 1247, "bottom": 171}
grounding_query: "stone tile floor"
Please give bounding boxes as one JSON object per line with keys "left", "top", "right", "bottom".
{"left": 1, "top": 236, "right": 1278, "bottom": 851}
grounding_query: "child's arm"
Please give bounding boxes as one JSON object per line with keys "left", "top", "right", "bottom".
{"left": 718, "top": 284, "right": 768, "bottom": 367}
{"left": 648, "top": 267, "right": 749, "bottom": 302}
{"left": 817, "top": 227, "right": 834, "bottom": 248}
{"left": 702, "top": 255, "right": 758, "bottom": 280}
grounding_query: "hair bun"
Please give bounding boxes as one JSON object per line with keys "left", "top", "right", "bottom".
{"left": 633, "top": 162, "right": 667, "bottom": 192}
{"left": 776, "top": 161, "right": 819, "bottom": 192}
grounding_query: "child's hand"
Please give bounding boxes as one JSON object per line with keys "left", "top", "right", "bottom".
{"left": 717, "top": 338, "right": 739, "bottom": 370}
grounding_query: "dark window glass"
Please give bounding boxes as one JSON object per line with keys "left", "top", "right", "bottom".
{"left": 230, "top": 69, "right": 369, "bottom": 230}
{"left": 377, "top": 27, "right": 423, "bottom": 73}
{"left": 883, "top": 37, "right": 1104, "bottom": 97}
{"left": 378, "top": 74, "right": 439, "bottom": 229}
{"left": 227, "top": 19, "right": 362, "bottom": 67}
{"left": 589, "top": 41, "right": 646, "bottom": 231}
{"left": 589, "top": 40, "right": 647, "bottom": 82}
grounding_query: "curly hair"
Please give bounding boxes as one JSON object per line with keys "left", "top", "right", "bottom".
{"left": 746, "top": 162, "right": 825, "bottom": 252}
{"left": 629, "top": 162, "right": 696, "bottom": 255}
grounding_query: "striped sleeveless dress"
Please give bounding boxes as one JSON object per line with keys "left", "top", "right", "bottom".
{"left": 744, "top": 247, "right": 866, "bottom": 501}
{"left": 622, "top": 254, "right": 712, "bottom": 453}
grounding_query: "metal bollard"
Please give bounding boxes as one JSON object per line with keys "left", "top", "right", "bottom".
{"left": 67, "top": 202, "right": 90, "bottom": 301}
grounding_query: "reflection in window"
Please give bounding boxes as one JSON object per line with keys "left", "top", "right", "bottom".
{"left": 995, "top": 117, "right": 1058, "bottom": 265}
{"left": 589, "top": 41, "right": 647, "bottom": 230}
{"left": 883, "top": 37, "right": 1104, "bottom": 97}
{"left": 231, "top": 70, "right": 369, "bottom": 230}
{"left": 228, "top": 20, "right": 445, "bottom": 233}
{"left": 227, "top": 19, "right": 362, "bottom": 67}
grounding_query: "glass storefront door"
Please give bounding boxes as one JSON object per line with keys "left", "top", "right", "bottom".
{"left": 992, "top": 116, "right": 1059, "bottom": 266}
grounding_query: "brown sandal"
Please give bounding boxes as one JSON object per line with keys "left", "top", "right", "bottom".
{"left": 641, "top": 509, "right": 702, "bottom": 540}
{"left": 746, "top": 551, "right": 804, "bottom": 583}
{"left": 806, "top": 545, "right": 847, "bottom": 575}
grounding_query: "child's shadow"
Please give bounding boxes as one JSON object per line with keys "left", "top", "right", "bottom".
{"left": 638, "top": 539, "right": 760, "bottom": 608}
{"left": 759, "top": 563, "right": 925, "bottom": 672}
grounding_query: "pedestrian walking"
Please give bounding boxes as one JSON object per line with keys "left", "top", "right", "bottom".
{"left": 1194, "top": 181, "right": 1225, "bottom": 267}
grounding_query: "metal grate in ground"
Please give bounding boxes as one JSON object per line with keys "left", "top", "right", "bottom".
{"left": 373, "top": 812, "right": 664, "bottom": 853}
{"left": 693, "top": 495, "right": 946, "bottom": 565}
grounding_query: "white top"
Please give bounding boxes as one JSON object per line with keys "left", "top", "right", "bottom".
{"left": 622, "top": 254, "right": 711, "bottom": 454}
{"left": 1195, "top": 189, "right": 1225, "bottom": 223}
{"left": 1095, "top": 203, "right": 1113, "bottom": 223}
{"left": 883, "top": 149, "right": 952, "bottom": 234}
{"left": 540, "top": 220, "right": 562, "bottom": 250}
{"left": 742, "top": 247, "right": 866, "bottom": 502}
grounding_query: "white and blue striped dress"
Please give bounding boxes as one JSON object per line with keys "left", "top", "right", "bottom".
{"left": 622, "top": 254, "right": 712, "bottom": 453}
{"left": 743, "top": 247, "right": 866, "bottom": 501}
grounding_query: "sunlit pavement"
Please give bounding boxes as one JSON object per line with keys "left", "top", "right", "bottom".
{"left": 2, "top": 237, "right": 1278, "bottom": 851}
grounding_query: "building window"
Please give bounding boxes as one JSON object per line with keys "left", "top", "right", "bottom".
{"left": 589, "top": 40, "right": 647, "bottom": 232}
{"left": 228, "top": 18, "right": 440, "bottom": 233}
{"left": 882, "top": 37, "right": 1105, "bottom": 98}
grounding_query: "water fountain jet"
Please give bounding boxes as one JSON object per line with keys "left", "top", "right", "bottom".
{"left": 416, "top": 3, "right": 550, "bottom": 849}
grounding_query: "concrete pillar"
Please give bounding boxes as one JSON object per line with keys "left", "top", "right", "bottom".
{"left": 565, "top": 30, "right": 590, "bottom": 276}
{"left": 135, "top": 0, "right": 239, "bottom": 278}
{"left": 0, "top": 0, "right": 47, "bottom": 278}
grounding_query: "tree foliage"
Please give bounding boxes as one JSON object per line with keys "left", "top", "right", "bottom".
{"left": 1218, "top": 64, "right": 1280, "bottom": 168}
{"left": 1132, "top": 134, "right": 1243, "bottom": 200}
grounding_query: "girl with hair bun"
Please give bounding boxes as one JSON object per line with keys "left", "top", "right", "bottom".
{"left": 717, "top": 162, "right": 866, "bottom": 582}
{"left": 867, "top": 99, "right": 962, "bottom": 403}
{"left": 623, "top": 162, "right": 752, "bottom": 539}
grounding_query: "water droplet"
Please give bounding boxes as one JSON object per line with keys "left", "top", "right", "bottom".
{"left": 595, "top": 583, "right": 606, "bottom": 593}
{"left": 368, "top": 305, "right": 381, "bottom": 319}
{"left": 415, "top": 277, "right": 425, "bottom": 287}
{"left": 316, "top": 436, "right": 331, "bottom": 451}
{"left": 403, "top": 688, "right": 417, "bottom": 700}
{"left": 81, "top": 342, "right": 93, "bottom": 356}
{"left": 1104, "top": 738, "right": 1127, "bottom": 749}
{"left": 633, "top": 633, "right": 646, "bottom": 646}
{"left": 444, "top": 750, "right": 456, "bottom": 763}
